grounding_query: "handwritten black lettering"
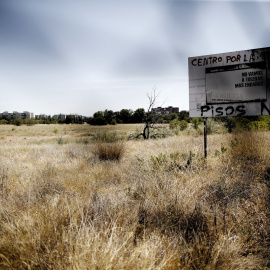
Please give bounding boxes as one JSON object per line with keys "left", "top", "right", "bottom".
{"left": 236, "top": 105, "right": 246, "bottom": 116}
{"left": 225, "top": 106, "right": 234, "bottom": 115}
{"left": 201, "top": 105, "right": 210, "bottom": 117}
{"left": 226, "top": 54, "right": 241, "bottom": 64}
{"left": 261, "top": 102, "right": 270, "bottom": 115}
{"left": 191, "top": 56, "right": 223, "bottom": 66}
{"left": 201, "top": 105, "right": 246, "bottom": 117}
{"left": 215, "top": 107, "right": 223, "bottom": 116}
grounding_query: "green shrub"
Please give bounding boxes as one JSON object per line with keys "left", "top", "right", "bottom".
{"left": 192, "top": 117, "right": 203, "bottom": 130}
{"left": 179, "top": 120, "right": 188, "bottom": 131}
{"left": 23, "top": 119, "right": 36, "bottom": 126}
{"left": 111, "top": 119, "right": 117, "bottom": 125}
{"left": 56, "top": 136, "right": 65, "bottom": 145}
{"left": 235, "top": 117, "right": 250, "bottom": 130}
{"left": 248, "top": 121, "right": 268, "bottom": 131}
{"left": 258, "top": 115, "right": 270, "bottom": 124}
{"left": 93, "top": 131, "right": 122, "bottom": 143}
{"left": 13, "top": 118, "right": 22, "bottom": 126}
{"left": 224, "top": 117, "right": 236, "bottom": 133}
{"left": 169, "top": 119, "right": 180, "bottom": 129}
{"left": 206, "top": 118, "right": 219, "bottom": 134}
{"left": 0, "top": 119, "right": 8, "bottom": 125}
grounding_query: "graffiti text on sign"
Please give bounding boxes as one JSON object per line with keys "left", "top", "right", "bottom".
{"left": 191, "top": 57, "right": 223, "bottom": 66}
{"left": 201, "top": 105, "right": 246, "bottom": 117}
{"left": 191, "top": 53, "right": 260, "bottom": 66}
{"left": 261, "top": 102, "right": 270, "bottom": 115}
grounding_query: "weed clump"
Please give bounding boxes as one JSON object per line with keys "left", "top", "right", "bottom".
{"left": 93, "top": 131, "right": 125, "bottom": 161}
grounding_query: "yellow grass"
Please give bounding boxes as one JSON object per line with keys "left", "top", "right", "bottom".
{"left": 0, "top": 124, "right": 269, "bottom": 269}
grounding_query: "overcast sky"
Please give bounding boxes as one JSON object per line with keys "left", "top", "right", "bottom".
{"left": 1, "top": 0, "right": 270, "bottom": 116}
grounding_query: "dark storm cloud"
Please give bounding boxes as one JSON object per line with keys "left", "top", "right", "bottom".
{"left": 114, "top": 1, "right": 203, "bottom": 77}
{"left": 0, "top": 1, "right": 52, "bottom": 51}
{"left": 0, "top": 1, "right": 62, "bottom": 66}
{"left": 230, "top": 1, "right": 270, "bottom": 48}
{"left": 163, "top": 1, "right": 205, "bottom": 55}
{"left": 116, "top": 47, "right": 177, "bottom": 77}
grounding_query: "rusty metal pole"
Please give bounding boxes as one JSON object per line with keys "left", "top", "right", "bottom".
{"left": 204, "top": 117, "right": 207, "bottom": 159}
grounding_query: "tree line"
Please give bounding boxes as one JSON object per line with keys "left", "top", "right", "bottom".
{"left": 86, "top": 109, "right": 190, "bottom": 125}
{"left": 1, "top": 107, "right": 270, "bottom": 134}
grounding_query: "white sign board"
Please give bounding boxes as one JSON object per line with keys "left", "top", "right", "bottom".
{"left": 189, "top": 48, "right": 270, "bottom": 117}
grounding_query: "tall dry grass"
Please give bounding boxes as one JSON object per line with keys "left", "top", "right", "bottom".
{"left": 0, "top": 124, "right": 269, "bottom": 269}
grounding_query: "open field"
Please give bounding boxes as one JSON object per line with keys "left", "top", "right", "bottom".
{"left": 0, "top": 124, "right": 269, "bottom": 269}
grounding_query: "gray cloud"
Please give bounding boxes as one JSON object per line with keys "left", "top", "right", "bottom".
{"left": 1, "top": 0, "right": 270, "bottom": 115}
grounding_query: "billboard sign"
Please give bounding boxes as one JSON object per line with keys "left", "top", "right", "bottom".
{"left": 189, "top": 47, "right": 270, "bottom": 117}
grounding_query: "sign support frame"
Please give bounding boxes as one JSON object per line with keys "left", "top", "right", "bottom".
{"left": 204, "top": 117, "right": 207, "bottom": 159}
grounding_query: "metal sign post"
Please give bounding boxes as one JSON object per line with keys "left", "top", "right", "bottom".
{"left": 204, "top": 118, "right": 207, "bottom": 159}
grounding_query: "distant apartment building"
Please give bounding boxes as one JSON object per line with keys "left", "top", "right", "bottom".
{"left": 21, "top": 111, "right": 34, "bottom": 119}
{"left": 35, "top": 114, "right": 49, "bottom": 120}
{"left": 67, "top": 114, "right": 80, "bottom": 120}
{"left": 53, "top": 114, "right": 66, "bottom": 121}
{"left": 0, "top": 111, "right": 84, "bottom": 122}
{"left": 0, "top": 111, "right": 34, "bottom": 120}
{"left": 0, "top": 112, "right": 13, "bottom": 120}
{"left": 151, "top": 106, "right": 179, "bottom": 115}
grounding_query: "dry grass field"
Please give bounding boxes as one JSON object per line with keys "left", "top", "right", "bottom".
{"left": 0, "top": 124, "right": 269, "bottom": 269}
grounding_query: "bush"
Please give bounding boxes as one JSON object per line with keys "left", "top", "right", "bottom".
{"left": 111, "top": 119, "right": 117, "bottom": 125}
{"left": 0, "top": 119, "right": 8, "bottom": 125}
{"left": 56, "top": 136, "right": 65, "bottom": 145}
{"left": 23, "top": 119, "right": 36, "bottom": 126}
{"left": 192, "top": 117, "right": 203, "bottom": 130}
{"left": 224, "top": 117, "right": 236, "bottom": 133}
{"left": 94, "top": 141, "right": 125, "bottom": 161}
{"left": 93, "top": 131, "right": 121, "bottom": 143}
{"left": 248, "top": 121, "right": 269, "bottom": 131}
{"left": 179, "top": 120, "right": 188, "bottom": 131}
{"left": 206, "top": 118, "right": 219, "bottom": 134}
{"left": 169, "top": 119, "right": 180, "bottom": 129}
{"left": 93, "top": 131, "right": 125, "bottom": 161}
{"left": 234, "top": 117, "right": 250, "bottom": 130}
{"left": 13, "top": 118, "right": 23, "bottom": 126}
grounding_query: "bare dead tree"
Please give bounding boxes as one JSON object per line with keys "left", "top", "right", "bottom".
{"left": 136, "top": 87, "right": 166, "bottom": 140}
